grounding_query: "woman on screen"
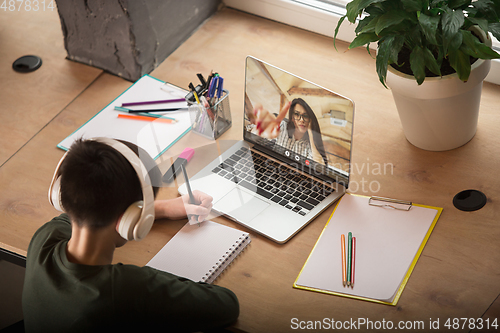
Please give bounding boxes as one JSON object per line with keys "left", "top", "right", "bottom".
{"left": 248, "top": 98, "right": 328, "bottom": 166}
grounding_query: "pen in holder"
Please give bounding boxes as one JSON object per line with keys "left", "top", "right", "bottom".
{"left": 187, "top": 89, "right": 232, "bottom": 140}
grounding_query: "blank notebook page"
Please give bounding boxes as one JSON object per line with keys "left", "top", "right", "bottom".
{"left": 147, "top": 221, "right": 250, "bottom": 283}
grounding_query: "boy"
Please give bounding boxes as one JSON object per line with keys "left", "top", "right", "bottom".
{"left": 22, "top": 138, "right": 239, "bottom": 332}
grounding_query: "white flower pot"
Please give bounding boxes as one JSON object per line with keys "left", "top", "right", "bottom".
{"left": 386, "top": 28, "right": 492, "bottom": 151}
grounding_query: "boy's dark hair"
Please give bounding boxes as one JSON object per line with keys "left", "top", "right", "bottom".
{"left": 59, "top": 138, "right": 161, "bottom": 229}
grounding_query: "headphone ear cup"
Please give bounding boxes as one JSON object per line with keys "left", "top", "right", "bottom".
{"left": 117, "top": 202, "right": 142, "bottom": 241}
{"left": 133, "top": 212, "right": 155, "bottom": 241}
{"left": 50, "top": 176, "right": 65, "bottom": 212}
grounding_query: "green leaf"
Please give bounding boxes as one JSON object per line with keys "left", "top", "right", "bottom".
{"left": 334, "top": 15, "right": 347, "bottom": 51}
{"left": 467, "top": 17, "right": 489, "bottom": 34}
{"left": 448, "top": 31, "right": 463, "bottom": 51}
{"left": 401, "top": 0, "right": 424, "bottom": 12}
{"left": 460, "top": 30, "right": 500, "bottom": 59}
{"left": 377, "top": 18, "right": 416, "bottom": 38}
{"left": 410, "top": 46, "right": 427, "bottom": 85}
{"left": 448, "top": 0, "right": 471, "bottom": 9}
{"left": 428, "top": 8, "right": 442, "bottom": 16}
{"left": 423, "top": 47, "right": 441, "bottom": 75}
{"left": 471, "top": 0, "right": 498, "bottom": 21}
{"left": 389, "top": 35, "right": 405, "bottom": 63}
{"left": 346, "top": 0, "right": 386, "bottom": 23}
{"left": 375, "top": 10, "right": 407, "bottom": 35}
{"left": 418, "top": 13, "right": 440, "bottom": 45}
{"left": 359, "top": 15, "right": 381, "bottom": 33}
{"left": 364, "top": 5, "right": 384, "bottom": 16}
{"left": 448, "top": 48, "right": 471, "bottom": 81}
{"left": 442, "top": 8, "right": 465, "bottom": 54}
{"left": 355, "top": 15, "right": 376, "bottom": 33}
{"left": 488, "top": 22, "right": 500, "bottom": 41}
{"left": 376, "top": 35, "right": 405, "bottom": 87}
{"left": 376, "top": 46, "right": 390, "bottom": 87}
{"left": 349, "top": 32, "right": 380, "bottom": 49}
{"left": 404, "top": 25, "right": 423, "bottom": 49}
{"left": 493, "top": 0, "right": 500, "bottom": 19}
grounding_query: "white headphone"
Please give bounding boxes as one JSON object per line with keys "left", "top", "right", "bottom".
{"left": 48, "top": 137, "right": 155, "bottom": 241}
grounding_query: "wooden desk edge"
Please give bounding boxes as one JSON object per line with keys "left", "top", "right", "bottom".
{"left": 0, "top": 242, "right": 27, "bottom": 263}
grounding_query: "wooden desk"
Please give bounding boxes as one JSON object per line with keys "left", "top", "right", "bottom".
{"left": 0, "top": 8, "right": 101, "bottom": 167}
{"left": 1, "top": 7, "right": 499, "bottom": 333}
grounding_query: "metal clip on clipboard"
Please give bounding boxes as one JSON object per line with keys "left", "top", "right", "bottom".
{"left": 368, "top": 196, "right": 412, "bottom": 211}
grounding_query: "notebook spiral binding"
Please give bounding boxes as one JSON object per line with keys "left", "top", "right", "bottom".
{"left": 201, "top": 234, "right": 251, "bottom": 283}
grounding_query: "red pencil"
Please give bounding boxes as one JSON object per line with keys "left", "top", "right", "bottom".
{"left": 351, "top": 236, "right": 356, "bottom": 288}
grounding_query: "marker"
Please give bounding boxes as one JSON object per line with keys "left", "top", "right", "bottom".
{"left": 117, "top": 113, "right": 176, "bottom": 124}
{"left": 196, "top": 73, "right": 207, "bottom": 88}
{"left": 162, "top": 148, "right": 195, "bottom": 183}
{"left": 189, "top": 82, "right": 201, "bottom": 104}
{"left": 180, "top": 164, "right": 200, "bottom": 226}
{"left": 216, "top": 77, "right": 224, "bottom": 99}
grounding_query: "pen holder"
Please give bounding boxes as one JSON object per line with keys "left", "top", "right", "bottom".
{"left": 188, "top": 89, "right": 232, "bottom": 140}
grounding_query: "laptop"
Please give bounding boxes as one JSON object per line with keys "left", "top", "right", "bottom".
{"left": 179, "top": 56, "right": 355, "bottom": 243}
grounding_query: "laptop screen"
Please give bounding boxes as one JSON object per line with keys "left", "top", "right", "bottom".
{"left": 243, "top": 56, "right": 354, "bottom": 187}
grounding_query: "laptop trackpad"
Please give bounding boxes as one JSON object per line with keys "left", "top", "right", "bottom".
{"left": 215, "top": 188, "right": 269, "bottom": 222}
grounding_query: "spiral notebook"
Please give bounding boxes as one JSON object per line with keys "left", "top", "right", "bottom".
{"left": 147, "top": 220, "right": 251, "bottom": 283}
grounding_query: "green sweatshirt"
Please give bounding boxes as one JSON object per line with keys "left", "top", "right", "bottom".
{"left": 22, "top": 214, "right": 239, "bottom": 332}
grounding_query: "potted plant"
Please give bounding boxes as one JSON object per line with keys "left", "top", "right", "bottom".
{"left": 335, "top": 0, "right": 500, "bottom": 151}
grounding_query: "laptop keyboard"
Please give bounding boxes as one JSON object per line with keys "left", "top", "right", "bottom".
{"left": 211, "top": 147, "right": 335, "bottom": 216}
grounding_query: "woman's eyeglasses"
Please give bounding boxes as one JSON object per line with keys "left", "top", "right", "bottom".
{"left": 293, "top": 112, "right": 310, "bottom": 122}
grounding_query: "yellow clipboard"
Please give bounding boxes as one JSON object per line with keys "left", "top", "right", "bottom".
{"left": 293, "top": 193, "right": 443, "bottom": 306}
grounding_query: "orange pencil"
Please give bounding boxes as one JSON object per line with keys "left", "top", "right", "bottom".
{"left": 351, "top": 236, "right": 356, "bottom": 288}
{"left": 117, "top": 113, "right": 176, "bottom": 124}
{"left": 341, "top": 234, "right": 346, "bottom": 287}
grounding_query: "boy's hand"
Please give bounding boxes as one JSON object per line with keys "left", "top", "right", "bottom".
{"left": 182, "top": 190, "right": 213, "bottom": 223}
{"left": 153, "top": 191, "right": 213, "bottom": 222}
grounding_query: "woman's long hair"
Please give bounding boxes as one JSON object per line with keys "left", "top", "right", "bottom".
{"left": 287, "top": 98, "right": 328, "bottom": 165}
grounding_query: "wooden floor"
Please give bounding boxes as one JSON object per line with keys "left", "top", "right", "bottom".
{"left": 1, "top": 5, "right": 500, "bottom": 333}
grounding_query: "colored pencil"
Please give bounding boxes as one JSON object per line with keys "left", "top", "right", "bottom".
{"left": 132, "top": 113, "right": 176, "bottom": 121}
{"left": 341, "top": 234, "right": 346, "bottom": 287}
{"left": 121, "top": 98, "right": 185, "bottom": 107}
{"left": 117, "top": 113, "right": 176, "bottom": 124}
{"left": 347, "top": 232, "right": 352, "bottom": 287}
{"left": 351, "top": 236, "right": 356, "bottom": 288}
{"left": 114, "top": 106, "right": 188, "bottom": 113}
